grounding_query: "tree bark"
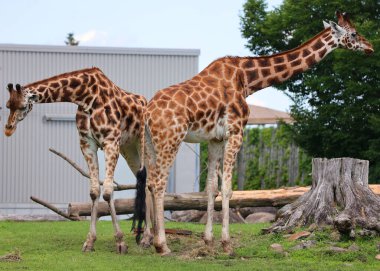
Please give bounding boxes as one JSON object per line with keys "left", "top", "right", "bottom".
{"left": 267, "top": 158, "right": 380, "bottom": 234}
{"left": 67, "top": 184, "right": 380, "bottom": 220}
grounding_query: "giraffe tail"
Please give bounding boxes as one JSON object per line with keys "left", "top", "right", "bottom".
{"left": 132, "top": 166, "right": 146, "bottom": 244}
{"left": 132, "top": 105, "right": 147, "bottom": 244}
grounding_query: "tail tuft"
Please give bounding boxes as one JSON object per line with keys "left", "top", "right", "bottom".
{"left": 131, "top": 166, "right": 147, "bottom": 244}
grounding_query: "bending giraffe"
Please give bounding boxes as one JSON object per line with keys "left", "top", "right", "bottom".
{"left": 137, "top": 11, "right": 374, "bottom": 255}
{"left": 4, "top": 67, "right": 150, "bottom": 253}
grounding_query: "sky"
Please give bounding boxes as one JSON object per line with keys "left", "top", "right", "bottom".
{"left": 1, "top": 0, "right": 290, "bottom": 111}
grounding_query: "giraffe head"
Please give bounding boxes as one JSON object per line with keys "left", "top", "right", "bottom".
{"left": 323, "top": 11, "right": 374, "bottom": 55}
{"left": 4, "top": 83, "right": 37, "bottom": 137}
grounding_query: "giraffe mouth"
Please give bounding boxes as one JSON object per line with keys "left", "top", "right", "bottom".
{"left": 4, "top": 124, "right": 16, "bottom": 137}
{"left": 364, "top": 48, "right": 374, "bottom": 55}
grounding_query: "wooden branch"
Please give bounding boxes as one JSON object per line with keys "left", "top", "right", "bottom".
{"left": 68, "top": 185, "right": 380, "bottom": 219}
{"left": 30, "top": 196, "right": 79, "bottom": 221}
{"left": 48, "top": 147, "right": 136, "bottom": 191}
{"left": 49, "top": 148, "right": 89, "bottom": 178}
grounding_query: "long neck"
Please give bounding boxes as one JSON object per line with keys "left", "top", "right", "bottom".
{"left": 24, "top": 71, "right": 104, "bottom": 109}
{"left": 239, "top": 28, "right": 337, "bottom": 97}
{"left": 24, "top": 75, "right": 95, "bottom": 105}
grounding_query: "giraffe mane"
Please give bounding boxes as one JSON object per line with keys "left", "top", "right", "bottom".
{"left": 24, "top": 67, "right": 103, "bottom": 88}
{"left": 222, "top": 27, "right": 331, "bottom": 61}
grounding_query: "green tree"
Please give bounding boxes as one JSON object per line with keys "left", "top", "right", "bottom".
{"left": 240, "top": 0, "right": 380, "bottom": 182}
{"left": 199, "top": 126, "right": 311, "bottom": 191}
{"left": 65, "top": 33, "right": 79, "bottom": 46}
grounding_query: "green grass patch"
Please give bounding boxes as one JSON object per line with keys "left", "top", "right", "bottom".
{"left": 0, "top": 221, "right": 379, "bottom": 270}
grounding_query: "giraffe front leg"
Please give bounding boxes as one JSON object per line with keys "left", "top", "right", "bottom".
{"left": 204, "top": 141, "right": 224, "bottom": 246}
{"left": 221, "top": 133, "right": 243, "bottom": 254}
{"left": 79, "top": 139, "right": 100, "bottom": 252}
{"left": 82, "top": 195, "right": 99, "bottom": 252}
{"left": 103, "top": 142, "right": 127, "bottom": 254}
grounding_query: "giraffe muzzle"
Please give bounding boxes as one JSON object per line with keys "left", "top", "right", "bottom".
{"left": 4, "top": 124, "right": 16, "bottom": 137}
{"left": 364, "top": 48, "right": 374, "bottom": 55}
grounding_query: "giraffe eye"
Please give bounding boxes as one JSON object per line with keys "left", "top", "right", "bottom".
{"left": 351, "top": 32, "right": 357, "bottom": 38}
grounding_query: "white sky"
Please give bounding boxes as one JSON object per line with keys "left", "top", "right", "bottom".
{"left": 1, "top": 0, "right": 290, "bottom": 111}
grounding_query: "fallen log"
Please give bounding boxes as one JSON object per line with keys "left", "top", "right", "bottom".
{"left": 67, "top": 185, "right": 380, "bottom": 219}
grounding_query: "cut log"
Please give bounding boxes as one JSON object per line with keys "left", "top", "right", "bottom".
{"left": 267, "top": 158, "right": 380, "bottom": 234}
{"left": 67, "top": 184, "right": 380, "bottom": 220}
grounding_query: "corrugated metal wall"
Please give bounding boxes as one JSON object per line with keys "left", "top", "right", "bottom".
{"left": 0, "top": 44, "right": 199, "bottom": 214}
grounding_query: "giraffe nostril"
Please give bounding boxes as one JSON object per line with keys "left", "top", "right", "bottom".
{"left": 5, "top": 124, "right": 13, "bottom": 130}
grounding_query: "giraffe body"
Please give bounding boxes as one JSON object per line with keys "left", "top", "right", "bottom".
{"left": 4, "top": 67, "right": 151, "bottom": 253}
{"left": 142, "top": 11, "right": 373, "bottom": 255}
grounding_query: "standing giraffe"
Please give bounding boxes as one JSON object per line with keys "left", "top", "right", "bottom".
{"left": 4, "top": 67, "right": 150, "bottom": 253}
{"left": 138, "top": 11, "right": 374, "bottom": 255}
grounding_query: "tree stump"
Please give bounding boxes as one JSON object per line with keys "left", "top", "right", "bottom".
{"left": 268, "top": 158, "right": 380, "bottom": 234}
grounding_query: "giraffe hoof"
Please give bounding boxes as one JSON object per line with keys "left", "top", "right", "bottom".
{"left": 221, "top": 240, "right": 233, "bottom": 255}
{"left": 116, "top": 242, "right": 128, "bottom": 254}
{"left": 140, "top": 241, "right": 151, "bottom": 249}
{"left": 82, "top": 235, "right": 96, "bottom": 252}
{"left": 203, "top": 238, "right": 214, "bottom": 247}
{"left": 82, "top": 242, "right": 95, "bottom": 252}
{"left": 155, "top": 245, "right": 171, "bottom": 256}
{"left": 140, "top": 235, "right": 153, "bottom": 249}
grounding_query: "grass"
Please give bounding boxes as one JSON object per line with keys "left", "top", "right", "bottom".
{"left": 0, "top": 220, "right": 380, "bottom": 271}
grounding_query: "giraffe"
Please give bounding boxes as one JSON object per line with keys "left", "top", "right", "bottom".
{"left": 4, "top": 67, "right": 151, "bottom": 253}
{"left": 137, "top": 11, "right": 374, "bottom": 255}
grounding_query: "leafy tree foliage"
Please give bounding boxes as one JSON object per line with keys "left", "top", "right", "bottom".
{"left": 199, "top": 126, "right": 311, "bottom": 191}
{"left": 240, "top": 0, "right": 380, "bottom": 182}
{"left": 65, "top": 33, "right": 79, "bottom": 46}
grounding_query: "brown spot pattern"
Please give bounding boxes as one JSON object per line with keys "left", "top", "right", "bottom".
{"left": 287, "top": 51, "right": 300, "bottom": 61}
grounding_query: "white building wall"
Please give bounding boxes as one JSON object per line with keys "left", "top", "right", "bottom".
{"left": 0, "top": 44, "right": 200, "bottom": 215}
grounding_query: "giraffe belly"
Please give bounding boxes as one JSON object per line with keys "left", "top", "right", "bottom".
{"left": 184, "top": 118, "right": 228, "bottom": 143}
{"left": 183, "top": 130, "right": 210, "bottom": 143}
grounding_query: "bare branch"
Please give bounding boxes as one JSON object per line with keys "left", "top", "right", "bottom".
{"left": 49, "top": 147, "right": 136, "bottom": 191}
{"left": 30, "top": 196, "right": 79, "bottom": 221}
{"left": 49, "top": 148, "right": 90, "bottom": 178}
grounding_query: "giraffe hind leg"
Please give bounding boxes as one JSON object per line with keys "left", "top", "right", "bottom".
{"left": 220, "top": 133, "right": 243, "bottom": 254}
{"left": 203, "top": 140, "right": 224, "bottom": 246}
{"left": 120, "top": 145, "right": 153, "bottom": 248}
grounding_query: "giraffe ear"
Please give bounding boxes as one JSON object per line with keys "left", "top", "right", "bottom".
{"left": 329, "top": 21, "right": 346, "bottom": 37}
{"left": 323, "top": 20, "right": 330, "bottom": 29}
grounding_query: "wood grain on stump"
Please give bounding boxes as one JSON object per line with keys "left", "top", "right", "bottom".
{"left": 267, "top": 158, "right": 380, "bottom": 234}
